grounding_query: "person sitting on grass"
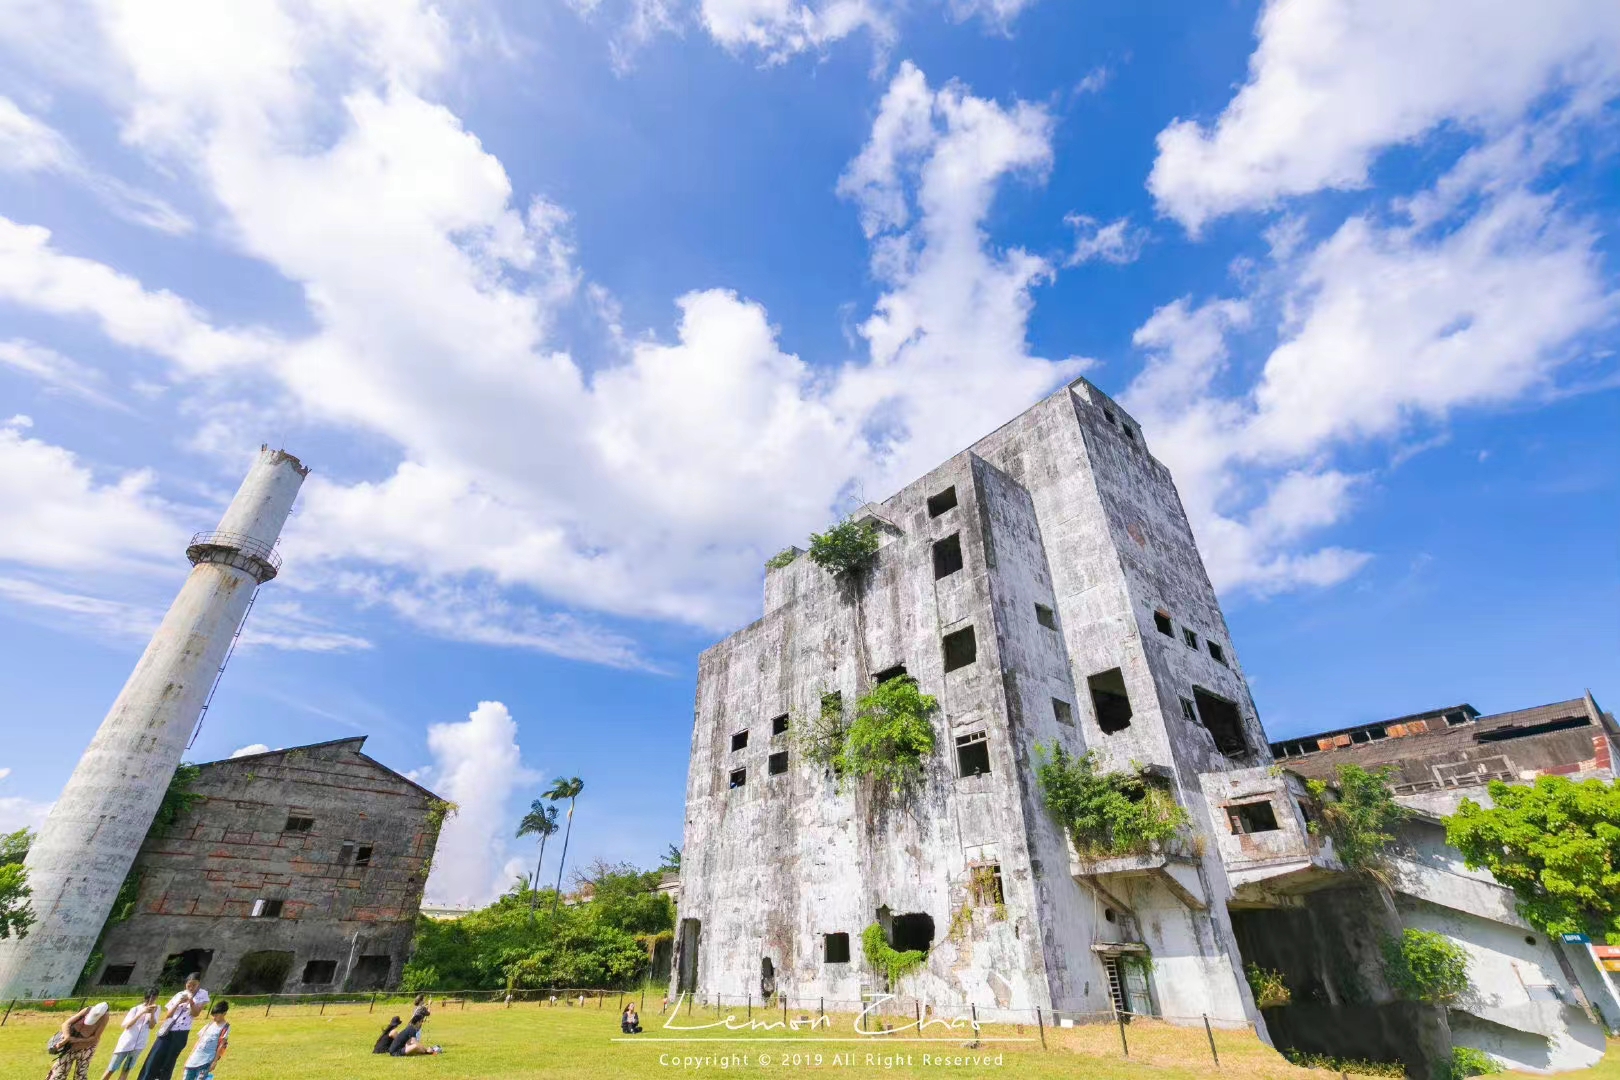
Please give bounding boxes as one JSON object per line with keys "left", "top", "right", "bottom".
{"left": 373, "top": 1017, "right": 402, "bottom": 1054}
{"left": 620, "top": 1005, "right": 642, "bottom": 1034}
{"left": 388, "top": 1019, "right": 442, "bottom": 1057}
{"left": 179, "top": 1001, "right": 228, "bottom": 1080}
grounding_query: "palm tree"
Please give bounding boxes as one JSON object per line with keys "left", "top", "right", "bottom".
{"left": 546, "top": 776, "right": 584, "bottom": 915}
{"left": 515, "top": 801, "right": 559, "bottom": 914}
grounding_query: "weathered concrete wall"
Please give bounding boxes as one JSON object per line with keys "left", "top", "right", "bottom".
{"left": 677, "top": 379, "right": 1269, "bottom": 1027}
{"left": 0, "top": 448, "right": 307, "bottom": 999}
{"left": 88, "top": 737, "right": 443, "bottom": 995}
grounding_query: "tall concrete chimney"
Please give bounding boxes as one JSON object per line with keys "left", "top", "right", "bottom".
{"left": 0, "top": 447, "right": 309, "bottom": 998}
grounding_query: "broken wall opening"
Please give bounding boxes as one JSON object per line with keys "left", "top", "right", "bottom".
{"left": 1088, "top": 668, "right": 1133, "bottom": 733}
{"left": 942, "top": 627, "right": 976, "bottom": 672}
{"left": 158, "top": 949, "right": 214, "bottom": 989}
{"left": 1193, "top": 687, "right": 1248, "bottom": 756}
{"left": 226, "top": 950, "right": 294, "bottom": 994}
{"left": 932, "top": 534, "right": 963, "bottom": 579}
{"left": 890, "top": 913, "right": 935, "bottom": 953}
{"left": 955, "top": 731, "right": 990, "bottom": 777}
{"left": 348, "top": 954, "right": 392, "bottom": 991}
{"left": 1228, "top": 800, "right": 1280, "bottom": 834}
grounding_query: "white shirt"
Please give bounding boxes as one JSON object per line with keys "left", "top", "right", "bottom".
{"left": 162, "top": 988, "right": 209, "bottom": 1033}
{"left": 113, "top": 1004, "right": 156, "bottom": 1053}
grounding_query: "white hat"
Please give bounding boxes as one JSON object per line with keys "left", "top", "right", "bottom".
{"left": 86, "top": 1002, "right": 110, "bottom": 1025}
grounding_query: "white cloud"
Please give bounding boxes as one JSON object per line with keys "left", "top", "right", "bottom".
{"left": 0, "top": 338, "right": 128, "bottom": 410}
{"left": 1149, "top": 0, "right": 1620, "bottom": 232}
{"left": 230, "top": 744, "right": 271, "bottom": 758}
{"left": 0, "top": 765, "right": 52, "bottom": 834}
{"left": 422, "top": 701, "right": 535, "bottom": 907}
{"left": 1064, "top": 214, "right": 1145, "bottom": 266}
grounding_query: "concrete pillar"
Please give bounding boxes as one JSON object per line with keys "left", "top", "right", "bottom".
{"left": 0, "top": 447, "right": 309, "bottom": 998}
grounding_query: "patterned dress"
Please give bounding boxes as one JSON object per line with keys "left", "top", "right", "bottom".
{"left": 45, "top": 1045, "right": 96, "bottom": 1080}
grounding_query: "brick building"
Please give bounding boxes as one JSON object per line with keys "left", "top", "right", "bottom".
{"left": 88, "top": 737, "right": 445, "bottom": 995}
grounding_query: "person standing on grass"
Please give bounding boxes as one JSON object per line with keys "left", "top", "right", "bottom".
{"left": 179, "top": 1002, "right": 229, "bottom": 1080}
{"left": 138, "top": 973, "right": 209, "bottom": 1080}
{"left": 45, "top": 1001, "right": 110, "bottom": 1080}
{"left": 102, "top": 991, "right": 161, "bottom": 1079}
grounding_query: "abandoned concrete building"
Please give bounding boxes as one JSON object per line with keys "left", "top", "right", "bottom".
{"left": 672, "top": 376, "right": 1620, "bottom": 1076}
{"left": 84, "top": 737, "right": 445, "bottom": 996}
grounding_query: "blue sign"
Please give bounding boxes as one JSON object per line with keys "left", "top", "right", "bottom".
{"left": 1561, "top": 933, "right": 1591, "bottom": 944}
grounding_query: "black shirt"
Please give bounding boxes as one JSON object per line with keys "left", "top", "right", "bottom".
{"left": 388, "top": 1024, "right": 420, "bottom": 1056}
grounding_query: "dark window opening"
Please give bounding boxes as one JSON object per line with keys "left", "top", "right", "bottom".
{"left": 1035, "top": 604, "right": 1057, "bottom": 630}
{"left": 1154, "top": 611, "right": 1172, "bottom": 637}
{"left": 824, "top": 933, "right": 851, "bottom": 964}
{"left": 970, "top": 864, "right": 1004, "bottom": 907}
{"left": 1193, "top": 687, "right": 1249, "bottom": 757}
{"left": 927, "top": 487, "right": 958, "bottom": 517}
{"left": 1053, "top": 699, "right": 1074, "bottom": 726}
{"left": 1351, "top": 730, "right": 1371, "bottom": 744}
{"left": 348, "top": 955, "right": 391, "bottom": 991}
{"left": 932, "top": 534, "right": 964, "bottom": 579}
{"left": 768, "top": 751, "right": 789, "bottom": 775}
{"left": 729, "top": 768, "right": 747, "bottom": 789}
{"left": 955, "top": 731, "right": 990, "bottom": 777}
{"left": 873, "top": 664, "right": 908, "bottom": 685}
{"left": 760, "top": 956, "right": 776, "bottom": 998}
{"left": 1103, "top": 409, "right": 1116, "bottom": 425}
{"left": 301, "top": 959, "right": 338, "bottom": 984}
{"left": 890, "top": 912, "right": 935, "bottom": 953}
{"left": 1368, "top": 727, "right": 1388, "bottom": 740}
{"left": 1103, "top": 907, "right": 1117, "bottom": 924}
{"left": 250, "top": 898, "right": 284, "bottom": 918}
{"left": 1445, "top": 711, "right": 1471, "bottom": 726}
{"left": 731, "top": 730, "right": 749, "bottom": 752}
{"left": 1088, "top": 668, "right": 1133, "bottom": 733}
{"left": 1180, "top": 697, "right": 1197, "bottom": 724}
{"left": 354, "top": 844, "right": 373, "bottom": 868}
{"left": 1208, "top": 641, "right": 1227, "bottom": 666}
{"left": 942, "top": 626, "right": 977, "bottom": 672}
{"left": 284, "top": 816, "right": 314, "bottom": 833}
{"left": 1122, "top": 426, "right": 1135, "bottom": 442}
{"left": 1477, "top": 716, "right": 1591, "bottom": 742}
{"left": 771, "top": 714, "right": 789, "bottom": 736}
{"left": 337, "top": 842, "right": 354, "bottom": 866}
{"left": 99, "top": 964, "right": 135, "bottom": 986}
{"left": 1227, "top": 800, "right": 1280, "bottom": 834}
{"left": 157, "top": 949, "right": 213, "bottom": 989}
{"left": 225, "top": 950, "right": 294, "bottom": 995}
{"left": 1182, "top": 628, "right": 1198, "bottom": 649}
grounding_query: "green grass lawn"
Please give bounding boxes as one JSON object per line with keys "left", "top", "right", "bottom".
{"left": 1, "top": 1000, "right": 1614, "bottom": 1080}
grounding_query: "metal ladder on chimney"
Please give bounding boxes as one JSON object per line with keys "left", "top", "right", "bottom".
{"left": 188, "top": 584, "right": 260, "bottom": 750}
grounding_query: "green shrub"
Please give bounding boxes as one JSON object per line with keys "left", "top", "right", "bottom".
{"left": 1449, "top": 1046, "right": 1502, "bottom": 1079}
{"left": 764, "top": 548, "right": 800, "bottom": 570}
{"left": 807, "top": 519, "right": 880, "bottom": 576}
{"left": 1306, "top": 764, "right": 1406, "bottom": 871}
{"left": 1035, "top": 745, "right": 1189, "bottom": 857}
{"left": 835, "top": 677, "right": 938, "bottom": 793}
{"left": 799, "top": 691, "right": 847, "bottom": 773}
{"left": 1282, "top": 1050, "right": 1405, "bottom": 1077}
{"left": 1382, "top": 928, "right": 1470, "bottom": 1004}
{"left": 1245, "top": 962, "right": 1292, "bottom": 1008}
{"left": 861, "top": 923, "right": 927, "bottom": 986}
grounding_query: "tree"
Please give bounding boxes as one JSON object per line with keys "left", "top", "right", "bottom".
{"left": 1382, "top": 928, "right": 1471, "bottom": 1004}
{"left": 1446, "top": 776, "right": 1620, "bottom": 943}
{"left": 806, "top": 519, "right": 880, "bottom": 576}
{"left": 1306, "top": 764, "right": 1407, "bottom": 872}
{"left": 658, "top": 844, "right": 681, "bottom": 874}
{"left": 1034, "top": 745, "right": 1189, "bottom": 857}
{"left": 516, "top": 801, "right": 560, "bottom": 915}
{"left": 0, "top": 827, "right": 34, "bottom": 941}
{"left": 837, "top": 676, "right": 938, "bottom": 793}
{"left": 546, "top": 776, "right": 585, "bottom": 916}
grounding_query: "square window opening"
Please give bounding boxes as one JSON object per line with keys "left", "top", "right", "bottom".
{"left": 1122, "top": 426, "right": 1135, "bottom": 442}
{"left": 354, "top": 844, "right": 373, "bottom": 868}
{"left": 283, "top": 816, "right": 314, "bottom": 833}
{"left": 729, "top": 768, "right": 747, "bottom": 789}
{"left": 1368, "top": 727, "right": 1388, "bottom": 740}
{"left": 1445, "top": 711, "right": 1470, "bottom": 726}
{"left": 942, "top": 626, "right": 977, "bottom": 672}
{"left": 1153, "top": 611, "right": 1172, "bottom": 637}
{"left": 99, "top": 963, "right": 135, "bottom": 986}
{"left": 1103, "top": 409, "right": 1116, "bottom": 425}
{"left": 970, "top": 864, "right": 1004, "bottom": 907}
{"left": 824, "top": 933, "right": 851, "bottom": 964}
{"left": 1052, "top": 699, "right": 1074, "bottom": 726}
{"left": 1193, "top": 687, "right": 1249, "bottom": 757}
{"left": 1208, "top": 641, "right": 1227, "bottom": 666}
{"left": 337, "top": 842, "right": 354, "bottom": 866}
{"left": 1035, "top": 604, "right": 1057, "bottom": 630}
{"left": 926, "top": 487, "right": 958, "bottom": 517}
{"left": 1182, "top": 628, "right": 1198, "bottom": 649}
{"left": 1180, "top": 697, "right": 1197, "bottom": 724}
{"left": 873, "top": 664, "right": 908, "bottom": 686}
{"left": 889, "top": 913, "right": 935, "bottom": 953}
{"left": 250, "top": 898, "right": 284, "bottom": 919}
{"left": 768, "top": 750, "right": 789, "bottom": 776}
{"left": 771, "top": 714, "right": 789, "bottom": 736}
{"left": 932, "top": 534, "right": 964, "bottom": 579}
{"left": 301, "top": 959, "right": 338, "bottom": 984}
{"left": 1351, "top": 730, "right": 1371, "bottom": 744}
{"left": 1227, "top": 800, "right": 1280, "bottom": 834}
{"left": 1088, "top": 668, "right": 1133, "bottom": 734}
{"left": 731, "top": 730, "right": 749, "bottom": 752}
{"left": 955, "top": 731, "right": 990, "bottom": 777}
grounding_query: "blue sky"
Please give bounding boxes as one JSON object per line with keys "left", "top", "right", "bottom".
{"left": 0, "top": 0, "right": 1615, "bottom": 906}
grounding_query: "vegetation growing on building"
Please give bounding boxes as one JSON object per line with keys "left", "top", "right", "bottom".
{"left": 799, "top": 691, "right": 848, "bottom": 773}
{"left": 1245, "top": 962, "right": 1292, "bottom": 1008}
{"left": 1035, "top": 745, "right": 1190, "bottom": 857}
{"left": 1449, "top": 1046, "right": 1503, "bottom": 1079}
{"left": 860, "top": 922, "right": 927, "bottom": 986}
{"left": 1445, "top": 776, "right": 1620, "bottom": 944}
{"left": 806, "top": 519, "right": 881, "bottom": 576}
{"left": 764, "top": 547, "right": 800, "bottom": 570}
{"left": 1382, "top": 928, "right": 1471, "bottom": 1005}
{"left": 1305, "top": 764, "right": 1406, "bottom": 871}
{"left": 1283, "top": 1050, "right": 1405, "bottom": 1077}
{"left": 0, "top": 827, "right": 34, "bottom": 941}
{"left": 835, "top": 677, "right": 939, "bottom": 793}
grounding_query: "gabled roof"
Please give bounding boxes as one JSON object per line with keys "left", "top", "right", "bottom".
{"left": 198, "top": 735, "right": 444, "bottom": 802}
